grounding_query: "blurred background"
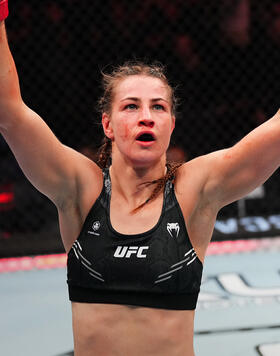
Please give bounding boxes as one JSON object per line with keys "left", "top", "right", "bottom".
{"left": 1, "top": 0, "right": 280, "bottom": 257}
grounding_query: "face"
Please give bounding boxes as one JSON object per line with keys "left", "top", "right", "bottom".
{"left": 102, "top": 75, "right": 175, "bottom": 167}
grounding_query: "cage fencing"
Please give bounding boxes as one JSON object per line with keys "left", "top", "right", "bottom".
{"left": 1, "top": 0, "right": 280, "bottom": 256}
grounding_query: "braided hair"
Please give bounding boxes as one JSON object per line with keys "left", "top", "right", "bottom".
{"left": 97, "top": 136, "right": 112, "bottom": 169}
{"left": 131, "top": 162, "right": 183, "bottom": 213}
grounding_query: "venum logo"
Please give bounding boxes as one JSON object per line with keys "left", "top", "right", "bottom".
{"left": 167, "top": 223, "right": 180, "bottom": 238}
{"left": 114, "top": 246, "right": 149, "bottom": 258}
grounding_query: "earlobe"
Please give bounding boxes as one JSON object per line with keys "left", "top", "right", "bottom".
{"left": 102, "top": 113, "right": 114, "bottom": 140}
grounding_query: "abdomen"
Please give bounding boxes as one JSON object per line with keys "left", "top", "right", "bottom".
{"left": 71, "top": 302, "right": 195, "bottom": 356}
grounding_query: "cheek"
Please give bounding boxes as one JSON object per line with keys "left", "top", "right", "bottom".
{"left": 122, "top": 123, "right": 130, "bottom": 140}
{"left": 113, "top": 119, "right": 131, "bottom": 142}
{"left": 163, "top": 120, "right": 174, "bottom": 136}
{"left": 117, "top": 117, "right": 134, "bottom": 140}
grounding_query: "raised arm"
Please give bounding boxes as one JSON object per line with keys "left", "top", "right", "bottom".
{"left": 0, "top": 3, "right": 101, "bottom": 208}
{"left": 202, "top": 109, "right": 280, "bottom": 209}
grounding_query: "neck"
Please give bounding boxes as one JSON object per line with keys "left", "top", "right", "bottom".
{"left": 109, "top": 156, "right": 166, "bottom": 206}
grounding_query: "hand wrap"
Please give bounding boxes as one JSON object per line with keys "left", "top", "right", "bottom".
{"left": 0, "top": 0, "right": 9, "bottom": 22}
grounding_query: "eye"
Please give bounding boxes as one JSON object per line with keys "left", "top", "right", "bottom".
{"left": 153, "top": 104, "right": 165, "bottom": 111}
{"left": 124, "top": 103, "right": 138, "bottom": 110}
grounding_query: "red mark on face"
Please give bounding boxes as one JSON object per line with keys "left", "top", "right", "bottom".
{"left": 122, "top": 122, "right": 130, "bottom": 140}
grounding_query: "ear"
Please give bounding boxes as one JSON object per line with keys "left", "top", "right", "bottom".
{"left": 102, "top": 113, "right": 114, "bottom": 140}
{"left": 171, "top": 115, "right": 175, "bottom": 133}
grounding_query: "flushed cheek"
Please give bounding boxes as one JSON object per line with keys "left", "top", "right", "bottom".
{"left": 122, "top": 123, "right": 130, "bottom": 140}
{"left": 116, "top": 120, "right": 135, "bottom": 142}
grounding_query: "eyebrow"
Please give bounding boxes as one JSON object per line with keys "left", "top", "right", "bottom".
{"left": 120, "top": 97, "right": 169, "bottom": 103}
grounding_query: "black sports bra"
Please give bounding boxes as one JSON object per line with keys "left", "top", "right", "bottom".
{"left": 67, "top": 168, "right": 203, "bottom": 310}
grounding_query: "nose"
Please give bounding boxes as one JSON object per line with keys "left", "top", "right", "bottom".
{"left": 139, "top": 107, "right": 154, "bottom": 128}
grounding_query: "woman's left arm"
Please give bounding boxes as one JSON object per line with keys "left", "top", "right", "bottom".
{"left": 203, "top": 109, "right": 280, "bottom": 209}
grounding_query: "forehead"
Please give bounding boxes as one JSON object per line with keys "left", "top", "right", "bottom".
{"left": 113, "top": 75, "right": 170, "bottom": 102}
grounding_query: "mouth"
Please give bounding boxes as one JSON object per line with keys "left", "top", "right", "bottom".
{"left": 136, "top": 133, "right": 156, "bottom": 142}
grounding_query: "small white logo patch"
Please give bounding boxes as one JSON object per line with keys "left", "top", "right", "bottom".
{"left": 92, "top": 221, "right": 100, "bottom": 231}
{"left": 167, "top": 223, "right": 180, "bottom": 238}
{"left": 88, "top": 221, "right": 101, "bottom": 236}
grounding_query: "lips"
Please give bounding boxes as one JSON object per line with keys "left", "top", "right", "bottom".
{"left": 136, "top": 132, "right": 156, "bottom": 142}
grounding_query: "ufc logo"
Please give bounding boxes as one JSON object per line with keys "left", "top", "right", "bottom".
{"left": 114, "top": 246, "right": 149, "bottom": 258}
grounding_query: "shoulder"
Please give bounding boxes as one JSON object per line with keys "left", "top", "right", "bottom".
{"left": 175, "top": 149, "right": 228, "bottom": 185}
{"left": 55, "top": 154, "right": 104, "bottom": 252}
{"left": 174, "top": 150, "right": 227, "bottom": 211}
{"left": 175, "top": 154, "right": 212, "bottom": 189}
{"left": 173, "top": 155, "right": 222, "bottom": 259}
{"left": 57, "top": 151, "right": 104, "bottom": 213}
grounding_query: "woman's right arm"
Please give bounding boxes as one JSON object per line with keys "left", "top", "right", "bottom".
{"left": 0, "top": 11, "right": 101, "bottom": 208}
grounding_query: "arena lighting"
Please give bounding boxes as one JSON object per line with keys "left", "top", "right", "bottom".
{"left": 0, "top": 191, "right": 14, "bottom": 204}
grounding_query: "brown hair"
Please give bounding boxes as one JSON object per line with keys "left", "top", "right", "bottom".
{"left": 97, "top": 61, "right": 183, "bottom": 212}
{"left": 98, "top": 60, "right": 178, "bottom": 115}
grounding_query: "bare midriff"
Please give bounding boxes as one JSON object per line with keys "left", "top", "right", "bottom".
{"left": 72, "top": 302, "right": 195, "bottom": 356}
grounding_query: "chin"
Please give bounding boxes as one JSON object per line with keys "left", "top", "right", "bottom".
{"left": 129, "top": 153, "right": 164, "bottom": 168}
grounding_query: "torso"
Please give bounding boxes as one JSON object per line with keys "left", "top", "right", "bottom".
{"left": 58, "top": 160, "right": 217, "bottom": 356}
{"left": 72, "top": 303, "right": 195, "bottom": 356}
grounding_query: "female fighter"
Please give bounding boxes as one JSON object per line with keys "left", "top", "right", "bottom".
{"left": 0, "top": 1, "right": 279, "bottom": 355}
